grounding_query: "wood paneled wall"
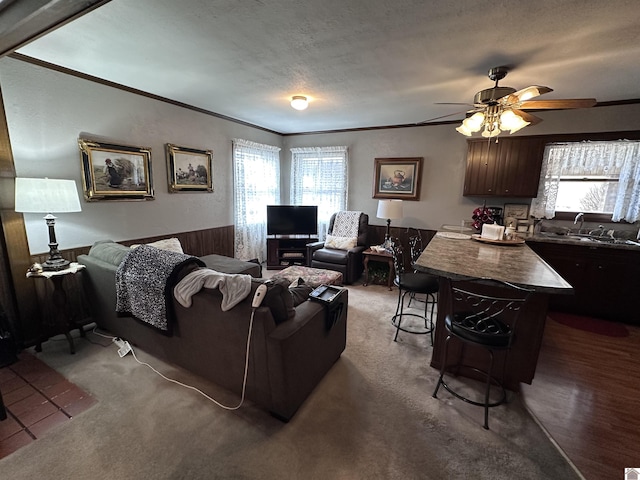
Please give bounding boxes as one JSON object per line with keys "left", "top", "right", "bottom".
{"left": 24, "top": 225, "right": 235, "bottom": 349}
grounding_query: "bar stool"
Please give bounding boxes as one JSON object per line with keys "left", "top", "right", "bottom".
{"left": 389, "top": 236, "right": 438, "bottom": 345}
{"left": 432, "top": 277, "right": 532, "bottom": 429}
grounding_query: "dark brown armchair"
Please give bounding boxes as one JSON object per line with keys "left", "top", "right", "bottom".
{"left": 308, "top": 212, "right": 369, "bottom": 284}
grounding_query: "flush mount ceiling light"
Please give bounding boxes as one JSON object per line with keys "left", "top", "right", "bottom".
{"left": 290, "top": 95, "right": 308, "bottom": 110}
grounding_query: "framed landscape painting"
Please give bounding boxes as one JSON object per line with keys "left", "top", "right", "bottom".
{"left": 79, "top": 138, "right": 154, "bottom": 201}
{"left": 166, "top": 143, "right": 213, "bottom": 192}
{"left": 373, "top": 157, "right": 423, "bottom": 200}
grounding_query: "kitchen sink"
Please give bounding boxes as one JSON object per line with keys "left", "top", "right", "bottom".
{"left": 538, "top": 231, "right": 640, "bottom": 246}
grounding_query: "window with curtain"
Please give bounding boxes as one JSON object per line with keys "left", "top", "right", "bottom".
{"left": 233, "top": 139, "right": 281, "bottom": 262}
{"left": 530, "top": 140, "right": 640, "bottom": 223}
{"left": 290, "top": 146, "right": 348, "bottom": 239}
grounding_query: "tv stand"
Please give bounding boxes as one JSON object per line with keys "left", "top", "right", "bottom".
{"left": 267, "top": 236, "right": 318, "bottom": 270}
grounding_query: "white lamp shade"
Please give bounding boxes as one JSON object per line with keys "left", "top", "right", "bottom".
{"left": 15, "top": 178, "right": 82, "bottom": 213}
{"left": 376, "top": 199, "right": 403, "bottom": 220}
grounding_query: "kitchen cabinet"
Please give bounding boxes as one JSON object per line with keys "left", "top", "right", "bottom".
{"left": 527, "top": 240, "right": 640, "bottom": 324}
{"left": 463, "top": 136, "right": 545, "bottom": 197}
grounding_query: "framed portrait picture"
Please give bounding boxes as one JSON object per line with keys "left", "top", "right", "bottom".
{"left": 166, "top": 144, "right": 213, "bottom": 193}
{"left": 373, "top": 157, "right": 423, "bottom": 201}
{"left": 503, "top": 203, "right": 530, "bottom": 220}
{"left": 78, "top": 138, "right": 154, "bottom": 201}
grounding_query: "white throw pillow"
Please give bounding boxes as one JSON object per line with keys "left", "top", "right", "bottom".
{"left": 131, "top": 237, "right": 184, "bottom": 254}
{"left": 324, "top": 234, "right": 357, "bottom": 250}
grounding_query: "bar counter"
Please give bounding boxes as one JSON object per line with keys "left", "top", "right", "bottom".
{"left": 414, "top": 233, "right": 573, "bottom": 390}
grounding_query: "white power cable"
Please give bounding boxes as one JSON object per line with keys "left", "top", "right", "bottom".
{"left": 90, "top": 311, "right": 256, "bottom": 411}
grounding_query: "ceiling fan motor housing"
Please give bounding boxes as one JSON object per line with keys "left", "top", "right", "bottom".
{"left": 474, "top": 86, "right": 516, "bottom": 105}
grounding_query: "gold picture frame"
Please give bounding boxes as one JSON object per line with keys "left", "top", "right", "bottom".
{"left": 166, "top": 143, "right": 213, "bottom": 193}
{"left": 373, "top": 157, "right": 423, "bottom": 201}
{"left": 79, "top": 138, "right": 154, "bottom": 201}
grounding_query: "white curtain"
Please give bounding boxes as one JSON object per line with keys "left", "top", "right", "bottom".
{"left": 290, "top": 146, "right": 348, "bottom": 239}
{"left": 233, "top": 139, "right": 281, "bottom": 262}
{"left": 530, "top": 140, "right": 640, "bottom": 222}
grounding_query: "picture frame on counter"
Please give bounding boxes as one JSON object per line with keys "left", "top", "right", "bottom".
{"left": 79, "top": 138, "right": 154, "bottom": 201}
{"left": 503, "top": 203, "right": 530, "bottom": 220}
{"left": 373, "top": 157, "right": 423, "bottom": 201}
{"left": 166, "top": 143, "right": 213, "bottom": 193}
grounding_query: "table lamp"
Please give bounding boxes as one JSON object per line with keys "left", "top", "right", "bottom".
{"left": 15, "top": 177, "right": 82, "bottom": 271}
{"left": 376, "top": 199, "right": 403, "bottom": 250}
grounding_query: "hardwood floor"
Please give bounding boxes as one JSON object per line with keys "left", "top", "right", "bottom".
{"left": 521, "top": 316, "right": 640, "bottom": 480}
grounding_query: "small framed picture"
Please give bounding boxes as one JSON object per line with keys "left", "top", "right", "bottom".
{"left": 79, "top": 138, "right": 154, "bottom": 201}
{"left": 504, "top": 203, "right": 530, "bottom": 220}
{"left": 373, "top": 157, "right": 423, "bottom": 201}
{"left": 166, "top": 144, "right": 213, "bottom": 193}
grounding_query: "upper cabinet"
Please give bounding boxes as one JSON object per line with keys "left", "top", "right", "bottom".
{"left": 463, "top": 137, "right": 545, "bottom": 197}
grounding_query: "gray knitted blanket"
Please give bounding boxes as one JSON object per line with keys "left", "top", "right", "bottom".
{"left": 115, "top": 244, "right": 205, "bottom": 335}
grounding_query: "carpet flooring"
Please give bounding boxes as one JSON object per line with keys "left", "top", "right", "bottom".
{"left": 0, "top": 281, "right": 581, "bottom": 479}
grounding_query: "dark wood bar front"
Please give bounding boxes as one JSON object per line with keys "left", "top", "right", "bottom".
{"left": 414, "top": 233, "right": 573, "bottom": 391}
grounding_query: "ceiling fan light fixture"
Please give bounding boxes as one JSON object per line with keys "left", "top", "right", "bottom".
{"left": 500, "top": 109, "right": 530, "bottom": 133}
{"left": 290, "top": 95, "right": 308, "bottom": 110}
{"left": 456, "top": 124, "right": 473, "bottom": 136}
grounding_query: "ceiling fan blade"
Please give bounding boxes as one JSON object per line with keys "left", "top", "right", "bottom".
{"left": 511, "top": 108, "right": 543, "bottom": 125}
{"left": 506, "top": 85, "right": 553, "bottom": 104}
{"left": 416, "top": 108, "right": 479, "bottom": 124}
{"left": 434, "top": 102, "right": 475, "bottom": 106}
{"left": 519, "top": 98, "right": 597, "bottom": 109}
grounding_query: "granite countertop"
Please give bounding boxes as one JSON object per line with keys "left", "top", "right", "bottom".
{"left": 414, "top": 234, "right": 573, "bottom": 294}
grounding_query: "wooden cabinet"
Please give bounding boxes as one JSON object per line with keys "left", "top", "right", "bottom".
{"left": 267, "top": 237, "right": 317, "bottom": 270}
{"left": 528, "top": 241, "right": 640, "bottom": 324}
{"left": 463, "top": 136, "right": 545, "bottom": 197}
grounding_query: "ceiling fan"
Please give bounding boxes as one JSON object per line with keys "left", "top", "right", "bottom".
{"left": 427, "top": 66, "right": 597, "bottom": 137}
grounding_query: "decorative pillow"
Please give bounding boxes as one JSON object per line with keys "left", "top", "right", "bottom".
{"left": 324, "top": 234, "right": 357, "bottom": 250}
{"left": 255, "top": 278, "right": 295, "bottom": 324}
{"left": 88, "top": 241, "right": 131, "bottom": 266}
{"left": 132, "top": 237, "right": 184, "bottom": 254}
{"left": 289, "top": 278, "right": 314, "bottom": 307}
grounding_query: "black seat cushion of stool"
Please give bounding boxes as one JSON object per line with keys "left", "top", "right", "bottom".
{"left": 445, "top": 312, "right": 511, "bottom": 348}
{"left": 396, "top": 272, "right": 439, "bottom": 294}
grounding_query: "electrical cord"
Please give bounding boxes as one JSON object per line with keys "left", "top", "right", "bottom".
{"left": 88, "top": 310, "right": 256, "bottom": 411}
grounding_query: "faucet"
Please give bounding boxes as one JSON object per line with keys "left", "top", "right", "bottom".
{"left": 574, "top": 212, "right": 585, "bottom": 233}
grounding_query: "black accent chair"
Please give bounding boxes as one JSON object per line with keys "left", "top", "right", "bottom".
{"left": 432, "top": 277, "right": 532, "bottom": 429}
{"left": 308, "top": 212, "right": 369, "bottom": 284}
{"left": 389, "top": 234, "right": 438, "bottom": 345}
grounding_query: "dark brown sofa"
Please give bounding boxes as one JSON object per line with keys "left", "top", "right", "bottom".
{"left": 77, "top": 241, "right": 348, "bottom": 421}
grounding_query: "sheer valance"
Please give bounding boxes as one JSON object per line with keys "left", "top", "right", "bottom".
{"left": 530, "top": 140, "right": 640, "bottom": 222}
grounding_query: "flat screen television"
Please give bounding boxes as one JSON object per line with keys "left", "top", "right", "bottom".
{"left": 267, "top": 205, "right": 318, "bottom": 236}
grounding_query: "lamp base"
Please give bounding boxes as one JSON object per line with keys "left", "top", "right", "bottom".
{"left": 42, "top": 257, "right": 71, "bottom": 272}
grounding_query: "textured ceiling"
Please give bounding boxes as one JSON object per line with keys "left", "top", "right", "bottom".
{"left": 14, "top": 0, "right": 640, "bottom": 134}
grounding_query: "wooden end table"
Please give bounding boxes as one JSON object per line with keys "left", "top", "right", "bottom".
{"left": 363, "top": 248, "right": 394, "bottom": 290}
{"left": 27, "top": 262, "right": 86, "bottom": 354}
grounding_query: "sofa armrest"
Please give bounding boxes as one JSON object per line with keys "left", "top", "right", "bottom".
{"left": 265, "top": 292, "right": 348, "bottom": 420}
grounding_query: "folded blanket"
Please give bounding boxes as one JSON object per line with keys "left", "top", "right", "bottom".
{"left": 174, "top": 268, "right": 252, "bottom": 311}
{"left": 116, "top": 244, "right": 205, "bottom": 335}
{"left": 332, "top": 211, "right": 362, "bottom": 238}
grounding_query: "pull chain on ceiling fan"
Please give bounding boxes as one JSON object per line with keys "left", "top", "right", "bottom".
{"left": 428, "top": 66, "right": 597, "bottom": 138}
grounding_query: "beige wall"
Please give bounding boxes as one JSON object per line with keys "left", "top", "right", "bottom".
{"left": 3, "top": 55, "right": 640, "bottom": 253}
{"left": 284, "top": 103, "right": 640, "bottom": 231}
{"left": 0, "top": 57, "right": 282, "bottom": 254}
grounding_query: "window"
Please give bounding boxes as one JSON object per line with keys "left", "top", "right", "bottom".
{"left": 531, "top": 140, "right": 640, "bottom": 223}
{"left": 233, "top": 139, "right": 280, "bottom": 262}
{"left": 290, "top": 146, "right": 348, "bottom": 238}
